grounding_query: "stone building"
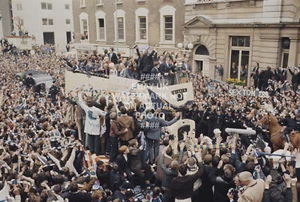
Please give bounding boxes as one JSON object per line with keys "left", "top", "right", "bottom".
{"left": 0, "top": 0, "right": 13, "bottom": 39}
{"left": 72, "top": 0, "right": 185, "bottom": 56}
{"left": 184, "top": 0, "right": 300, "bottom": 84}
{"left": 11, "top": 0, "right": 74, "bottom": 52}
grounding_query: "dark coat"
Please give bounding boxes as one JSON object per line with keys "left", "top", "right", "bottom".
{"left": 142, "top": 116, "right": 177, "bottom": 140}
{"left": 128, "top": 147, "right": 142, "bottom": 171}
{"left": 159, "top": 154, "right": 178, "bottom": 189}
{"left": 209, "top": 167, "right": 235, "bottom": 202}
{"left": 108, "top": 52, "right": 118, "bottom": 64}
{"left": 116, "top": 154, "right": 131, "bottom": 176}
{"left": 171, "top": 162, "right": 204, "bottom": 200}
{"left": 62, "top": 192, "right": 91, "bottom": 202}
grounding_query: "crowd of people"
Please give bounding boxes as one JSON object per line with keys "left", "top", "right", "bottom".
{"left": 0, "top": 41, "right": 299, "bottom": 202}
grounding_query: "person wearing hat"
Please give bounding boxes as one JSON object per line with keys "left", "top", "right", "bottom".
{"left": 24, "top": 72, "right": 35, "bottom": 90}
{"left": 235, "top": 171, "right": 264, "bottom": 202}
{"left": 48, "top": 80, "right": 59, "bottom": 103}
{"left": 112, "top": 181, "right": 132, "bottom": 201}
{"left": 213, "top": 107, "right": 224, "bottom": 134}
{"left": 124, "top": 189, "right": 136, "bottom": 202}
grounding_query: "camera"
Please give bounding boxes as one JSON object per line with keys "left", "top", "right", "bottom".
{"left": 228, "top": 187, "right": 245, "bottom": 195}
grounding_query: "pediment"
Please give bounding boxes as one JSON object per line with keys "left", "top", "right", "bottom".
{"left": 184, "top": 16, "right": 214, "bottom": 28}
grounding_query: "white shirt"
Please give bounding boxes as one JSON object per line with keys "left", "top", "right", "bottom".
{"left": 0, "top": 181, "right": 10, "bottom": 201}
{"left": 78, "top": 92, "right": 106, "bottom": 135}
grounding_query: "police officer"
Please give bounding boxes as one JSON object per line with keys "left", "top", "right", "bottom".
{"left": 24, "top": 73, "right": 35, "bottom": 90}
{"left": 48, "top": 80, "right": 59, "bottom": 103}
{"left": 278, "top": 114, "right": 298, "bottom": 143}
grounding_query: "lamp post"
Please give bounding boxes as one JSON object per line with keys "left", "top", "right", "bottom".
{"left": 177, "top": 42, "right": 193, "bottom": 55}
{"left": 176, "top": 42, "right": 194, "bottom": 82}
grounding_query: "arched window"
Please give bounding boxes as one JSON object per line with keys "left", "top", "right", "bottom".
{"left": 95, "top": 11, "right": 106, "bottom": 41}
{"left": 135, "top": 8, "right": 149, "bottom": 42}
{"left": 114, "top": 9, "right": 126, "bottom": 42}
{"left": 79, "top": 12, "right": 89, "bottom": 41}
{"left": 195, "top": 45, "right": 209, "bottom": 55}
{"left": 159, "top": 5, "right": 176, "bottom": 44}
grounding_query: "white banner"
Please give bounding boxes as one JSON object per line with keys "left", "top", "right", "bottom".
{"left": 65, "top": 71, "right": 194, "bottom": 109}
{"left": 149, "top": 82, "right": 194, "bottom": 107}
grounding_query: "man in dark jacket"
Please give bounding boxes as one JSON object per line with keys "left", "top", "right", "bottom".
{"left": 288, "top": 66, "right": 300, "bottom": 91}
{"left": 108, "top": 47, "right": 118, "bottom": 64}
{"left": 62, "top": 182, "right": 92, "bottom": 202}
{"left": 262, "top": 66, "right": 274, "bottom": 90}
{"left": 24, "top": 73, "right": 35, "bottom": 90}
{"left": 278, "top": 114, "right": 299, "bottom": 143}
{"left": 136, "top": 45, "right": 157, "bottom": 79}
{"left": 171, "top": 152, "right": 204, "bottom": 202}
{"left": 128, "top": 139, "right": 152, "bottom": 190}
{"left": 48, "top": 80, "right": 59, "bottom": 103}
{"left": 142, "top": 110, "right": 179, "bottom": 164}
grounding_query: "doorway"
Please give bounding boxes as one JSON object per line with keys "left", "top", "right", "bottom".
{"left": 66, "top": 32, "right": 72, "bottom": 44}
{"left": 43, "top": 32, "right": 55, "bottom": 45}
{"left": 195, "top": 61, "right": 203, "bottom": 73}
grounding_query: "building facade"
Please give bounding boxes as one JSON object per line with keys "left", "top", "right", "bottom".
{"left": 11, "top": 0, "right": 74, "bottom": 52}
{"left": 72, "top": 0, "right": 185, "bottom": 56}
{"left": 0, "top": 0, "right": 13, "bottom": 39}
{"left": 184, "top": 0, "right": 300, "bottom": 84}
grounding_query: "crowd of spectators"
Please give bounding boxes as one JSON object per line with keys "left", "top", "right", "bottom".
{"left": 0, "top": 42, "right": 300, "bottom": 202}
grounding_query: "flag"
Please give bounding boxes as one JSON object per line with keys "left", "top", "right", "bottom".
{"left": 148, "top": 82, "right": 194, "bottom": 109}
{"left": 147, "top": 88, "right": 175, "bottom": 113}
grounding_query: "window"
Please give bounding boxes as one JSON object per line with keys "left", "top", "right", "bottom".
{"left": 96, "top": 0, "right": 103, "bottom": 5}
{"left": 16, "top": 3, "right": 22, "bottom": 11}
{"left": 42, "top": 18, "right": 48, "bottom": 25}
{"left": 65, "top": 4, "right": 70, "bottom": 9}
{"left": 135, "top": 8, "right": 148, "bottom": 42}
{"left": 47, "top": 3, "right": 52, "bottom": 10}
{"left": 118, "top": 17, "right": 124, "bottom": 40}
{"left": 41, "top": 2, "right": 52, "bottom": 10}
{"left": 139, "top": 17, "right": 147, "bottom": 40}
{"left": 114, "top": 10, "right": 126, "bottom": 42}
{"left": 48, "top": 19, "right": 53, "bottom": 25}
{"left": 41, "top": 2, "right": 47, "bottom": 9}
{"left": 98, "top": 19, "right": 105, "bottom": 40}
{"left": 95, "top": 11, "right": 106, "bottom": 41}
{"left": 82, "top": 19, "right": 88, "bottom": 39}
{"left": 231, "top": 36, "right": 250, "bottom": 47}
{"left": 229, "top": 36, "right": 251, "bottom": 83}
{"left": 79, "top": 12, "right": 89, "bottom": 40}
{"left": 164, "top": 16, "right": 173, "bottom": 41}
{"left": 80, "top": 0, "right": 86, "bottom": 7}
{"left": 66, "top": 19, "right": 71, "bottom": 24}
{"left": 42, "top": 18, "right": 53, "bottom": 25}
{"left": 159, "top": 6, "right": 176, "bottom": 44}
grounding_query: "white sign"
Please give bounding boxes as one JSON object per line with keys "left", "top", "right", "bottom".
{"left": 229, "top": 89, "right": 269, "bottom": 98}
{"left": 150, "top": 82, "right": 194, "bottom": 107}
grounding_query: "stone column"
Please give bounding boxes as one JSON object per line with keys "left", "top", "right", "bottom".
{"left": 288, "top": 39, "right": 299, "bottom": 67}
